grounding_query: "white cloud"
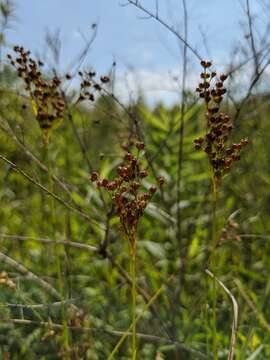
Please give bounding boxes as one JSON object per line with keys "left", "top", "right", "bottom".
{"left": 114, "top": 67, "right": 198, "bottom": 107}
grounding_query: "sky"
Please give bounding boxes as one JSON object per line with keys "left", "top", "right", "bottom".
{"left": 4, "top": 0, "right": 265, "bottom": 105}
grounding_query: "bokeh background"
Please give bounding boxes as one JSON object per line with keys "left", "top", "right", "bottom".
{"left": 1, "top": 1, "right": 270, "bottom": 359}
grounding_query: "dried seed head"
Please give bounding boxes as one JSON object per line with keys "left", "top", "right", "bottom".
{"left": 125, "top": 153, "right": 134, "bottom": 162}
{"left": 200, "top": 60, "right": 212, "bottom": 68}
{"left": 100, "top": 75, "right": 110, "bottom": 83}
{"left": 106, "top": 181, "right": 117, "bottom": 191}
{"left": 9, "top": 46, "right": 66, "bottom": 144}
{"left": 200, "top": 72, "right": 210, "bottom": 79}
{"left": 157, "top": 176, "right": 165, "bottom": 186}
{"left": 101, "top": 179, "right": 109, "bottom": 187}
{"left": 200, "top": 60, "right": 206, "bottom": 67}
{"left": 194, "top": 61, "right": 248, "bottom": 183}
{"left": 139, "top": 170, "right": 148, "bottom": 178}
{"left": 149, "top": 186, "right": 157, "bottom": 194}
{"left": 92, "top": 143, "right": 157, "bottom": 247}
{"left": 220, "top": 74, "right": 228, "bottom": 81}
{"left": 90, "top": 171, "right": 99, "bottom": 182}
{"left": 94, "top": 83, "right": 101, "bottom": 91}
{"left": 89, "top": 71, "right": 96, "bottom": 77}
{"left": 135, "top": 142, "right": 145, "bottom": 150}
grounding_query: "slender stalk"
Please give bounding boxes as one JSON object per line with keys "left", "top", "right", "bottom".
{"left": 175, "top": 0, "right": 188, "bottom": 301}
{"left": 207, "top": 270, "right": 238, "bottom": 360}
{"left": 126, "top": 0, "right": 202, "bottom": 61}
{"left": 205, "top": 300, "right": 210, "bottom": 357}
{"left": 173, "top": 1, "right": 189, "bottom": 355}
{"left": 212, "top": 271, "right": 218, "bottom": 360}
{"left": 130, "top": 229, "right": 137, "bottom": 359}
{"left": 43, "top": 142, "right": 70, "bottom": 353}
{"left": 210, "top": 175, "right": 218, "bottom": 360}
{"left": 131, "top": 251, "right": 136, "bottom": 359}
{"left": 109, "top": 276, "right": 172, "bottom": 360}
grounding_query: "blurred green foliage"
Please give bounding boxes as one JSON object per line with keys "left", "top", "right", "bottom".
{"left": 0, "top": 60, "right": 270, "bottom": 360}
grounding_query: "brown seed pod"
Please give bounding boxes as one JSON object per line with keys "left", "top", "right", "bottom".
{"left": 139, "top": 170, "right": 148, "bottom": 178}
{"left": 149, "top": 186, "right": 157, "bottom": 194}
{"left": 136, "top": 142, "right": 145, "bottom": 150}
{"left": 101, "top": 179, "right": 109, "bottom": 187}
{"left": 157, "top": 176, "right": 165, "bottom": 186}
{"left": 100, "top": 76, "right": 110, "bottom": 83}
{"left": 200, "top": 60, "right": 206, "bottom": 67}
{"left": 220, "top": 74, "right": 228, "bottom": 81}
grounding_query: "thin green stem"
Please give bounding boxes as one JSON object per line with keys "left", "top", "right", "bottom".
{"left": 211, "top": 177, "right": 218, "bottom": 254}
{"left": 212, "top": 274, "right": 218, "bottom": 360}
{"left": 205, "top": 300, "right": 210, "bottom": 357}
{"left": 210, "top": 175, "right": 218, "bottom": 360}
{"left": 108, "top": 276, "right": 170, "bottom": 359}
{"left": 130, "top": 231, "right": 137, "bottom": 360}
{"left": 131, "top": 252, "right": 136, "bottom": 359}
{"left": 44, "top": 142, "right": 70, "bottom": 352}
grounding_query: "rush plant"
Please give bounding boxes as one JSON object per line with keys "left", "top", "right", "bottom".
{"left": 194, "top": 60, "right": 248, "bottom": 359}
{"left": 91, "top": 141, "right": 163, "bottom": 359}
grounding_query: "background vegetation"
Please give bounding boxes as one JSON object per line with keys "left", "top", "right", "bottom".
{"left": 1, "top": 1, "right": 270, "bottom": 359}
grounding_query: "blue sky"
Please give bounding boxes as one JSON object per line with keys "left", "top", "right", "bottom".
{"left": 4, "top": 0, "right": 264, "bottom": 105}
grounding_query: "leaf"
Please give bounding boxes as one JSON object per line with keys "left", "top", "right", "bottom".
{"left": 146, "top": 203, "right": 176, "bottom": 224}
{"left": 71, "top": 191, "right": 86, "bottom": 207}
{"left": 31, "top": 99, "right": 38, "bottom": 116}
{"left": 250, "top": 333, "right": 261, "bottom": 349}
{"left": 140, "top": 106, "right": 168, "bottom": 132}
{"left": 139, "top": 240, "right": 165, "bottom": 258}
{"left": 188, "top": 236, "right": 199, "bottom": 258}
{"left": 188, "top": 172, "right": 209, "bottom": 182}
{"left": 173, "top": 104, "right": 200, "bottom": 132}
{"left": 246, "top": 345, "right": 264, "bottom": 360}
{"left": 99, "top": 158, "right": 119, "bottom": 179}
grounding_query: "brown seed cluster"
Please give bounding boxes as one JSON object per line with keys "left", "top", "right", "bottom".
{"left": 90, "top": 143, "right": 164, "bottom": 253}
{"left": 8, "top": 46, "right": 65, "bottom": 144}
{"left": 77, "top": 70, "right": 110, "bottom": 103}
{"left": 194, "top": 60, "right": 248, "bottom": 181}
{"left": 219, "top": 218, "right": 241, "bottom": 246}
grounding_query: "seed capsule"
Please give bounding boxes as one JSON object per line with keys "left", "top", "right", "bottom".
{"left": 200, "top": 60, "right": 206, "bottom": 67}
{"left": 157, "top": 176, "right": 165, "bottom": 186}
{"left": 100, "top": 76, "right": 110, "bottom": 83}
{"left": 149, "top": 186, "right": 157, "bottom": 194}
{"left": 220, "top": 74, "right": 228, "bottom": 81}
{"left": 136, "top": 142, "right": 145, "bottom": 150}
{"left": 139, "top": 170, "right": 148, "bottom": 178}
{"left": 101, "top": 179, "right": 109, "bottom": 187}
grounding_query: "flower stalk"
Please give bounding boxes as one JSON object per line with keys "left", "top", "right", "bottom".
{"left": 194, "top": 60, "right": 249, "bottom": 359}
{"left": 91, "top": 141, "right": 164, "bottom": 358}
